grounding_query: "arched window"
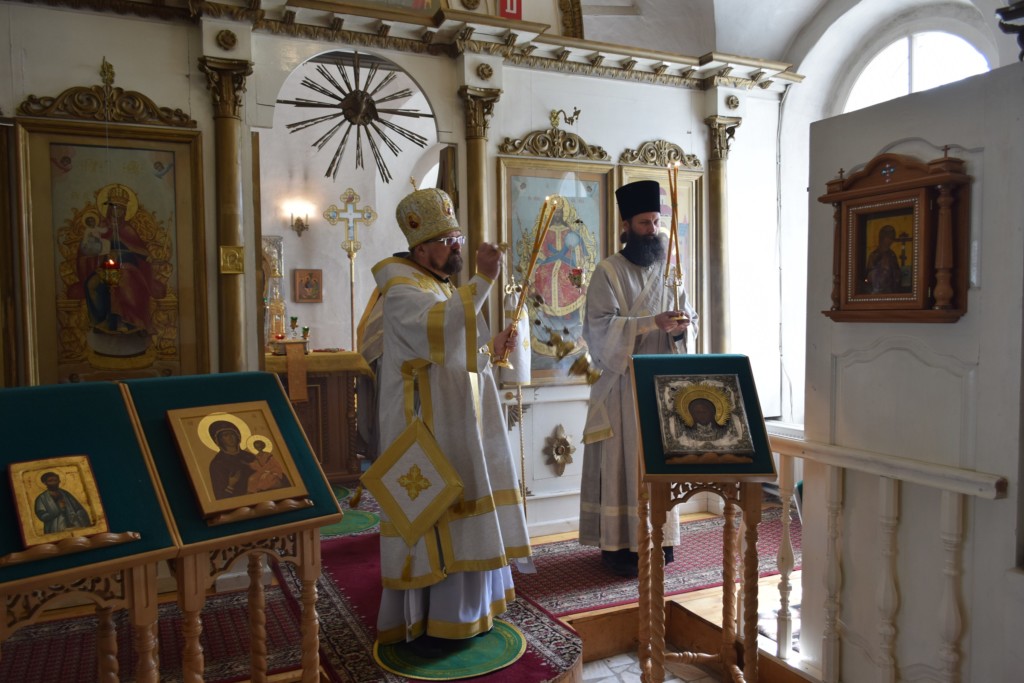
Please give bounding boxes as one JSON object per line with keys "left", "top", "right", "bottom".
{"left": 844, "top": 32, "right": 989, "bottom": 113}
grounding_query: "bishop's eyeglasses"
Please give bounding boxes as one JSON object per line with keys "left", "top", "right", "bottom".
{"left": 427, "top": 235, "right": 466, "bottom": 247}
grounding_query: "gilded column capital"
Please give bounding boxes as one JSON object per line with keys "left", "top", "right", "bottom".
{"left": 198, "top": 56, "right": 253, "bottom": 119}
{"left": 704, "top": 115, "right": 742, "bottom": 161}
{"left": 458, "top": 86, "right": 502, "bottom": 139}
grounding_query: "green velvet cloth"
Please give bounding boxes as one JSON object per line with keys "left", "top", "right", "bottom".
{"left": 123, "top": 371, "right": 340, "bottom": 545}
{"left": 0, "top": 382, "right": 176, "bottom": 585}
{"left": 631, "top": 353, "right": 777, "bottom": 480}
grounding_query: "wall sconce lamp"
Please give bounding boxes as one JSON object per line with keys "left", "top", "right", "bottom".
{"left": 291, "top": 214, "right": 311, "bottom": 237}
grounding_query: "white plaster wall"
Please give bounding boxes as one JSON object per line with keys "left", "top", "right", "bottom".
{"left": 723, "top": 89, "right": 783, "bottom": 416}
{"left": 776, "top": 0, "right": 1012, "bottom": 425}
{"left": 805, "top": 63, "right": 1024, "bottom": 681}
{"left": 252, "top": 42, "right": 444, "bottom": 352}
{"left": 583, "top": 0, "right": 716, "bottom": 56}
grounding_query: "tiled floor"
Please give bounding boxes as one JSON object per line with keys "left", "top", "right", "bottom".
{"left": 582, "top": 650, "right": 719, "bottom": 682}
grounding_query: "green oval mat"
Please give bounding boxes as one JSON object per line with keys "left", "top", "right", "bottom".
{"left": 320, "top": 508, "right": 379, "bottom": 537}
{"left": 322, "top": 486, "right": 379, "bottom": 537}
{"left": 373, "top": 619, "right": 526, "bottom": 680}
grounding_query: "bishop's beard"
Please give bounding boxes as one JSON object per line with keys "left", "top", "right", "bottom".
{"left": 621, "top": 231, "right": 666, "bottom": 267}
{"left": 443, "top": 253, "right": 463, "bottom": 275}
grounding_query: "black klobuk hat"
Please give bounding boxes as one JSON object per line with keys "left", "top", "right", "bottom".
{"left": 615, "top": 180, "right": 662, "bottom": 221}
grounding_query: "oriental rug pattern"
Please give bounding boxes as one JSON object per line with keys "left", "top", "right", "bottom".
{"left": 275, "top": 532, "right": 583, "bottom": 682}
{"left": 0, "top": 584, "right": 303, "bottom": 683}
{"left": 514, "top": 507, "right": 802, "bottom": 617}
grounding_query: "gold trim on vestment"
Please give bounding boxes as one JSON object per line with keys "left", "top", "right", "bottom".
{"left": 362, "top": 420, "right": 462, "bottom": 548}
{"left": 583, "top": 427, "right": 614, "bottom": 444}
{"left": 356, "top": 286, "right": 382, "bottom": 349}
{"left": 425, "top": 589, "right": 515, "bottom": 640}
{"left": 380, "top": 523, "right": 446, "bottom": 590}
{"left": 374, "top": 588, "right": 516, "bottom": 645}
{"left": 428, "top": 299, "right": 446, "bottom": 366}
{"left": 460, "top": 284, "right": 477, "bottom": 373}
{"left": 379, "top": 275, "right": 422, "bottom": 294}
{"left": 447, "top": 488, "right": 522, "bottom": 518}
{"left": 401, "top": 359, "right": 431, "bottom": 426}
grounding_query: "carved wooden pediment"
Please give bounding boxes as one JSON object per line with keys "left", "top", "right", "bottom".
{"left": 619, "top": 139, "right": 702, "bottom": 170}
{"left": 498, "top": 126, "right": 609, "bottom": 160}
{"left": 16, "top": 58, "right": 195, "bottom": 128}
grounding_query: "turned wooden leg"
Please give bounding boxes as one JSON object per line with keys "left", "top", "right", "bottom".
{"left": 741, "top": 483, "right": 762, "bottom": 683}
{"left": 129, "top": 563, "right": 160, "bottom": 683}
{"left": 249, "top": 554, "right": 268, "bottom": 683}
{"left": 177, "top": 555, "right": 207, "bottom": 683}
{"left": 95, "top": 605, "right": 118, "bottom": 683}
{"left": 298, "top": 529, "right": 322, "bottom": 683}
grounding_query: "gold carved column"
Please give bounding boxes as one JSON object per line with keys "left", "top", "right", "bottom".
{"left": 704, "top": 115, "right": 741, "bottom": 354}
{"left": 199, "top": 57, "right": 253, "bottom": 372}
{"left": 458, "top": 86, "right": 501, "bottom": 278}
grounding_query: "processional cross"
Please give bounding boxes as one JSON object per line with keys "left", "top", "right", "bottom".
{"left": 323, "top": 188, "right": 378, "bottom": 348}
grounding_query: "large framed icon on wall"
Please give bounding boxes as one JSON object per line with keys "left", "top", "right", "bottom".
{"left": 497, "top": 156, "right": 615, "bottom": 386}
{"left": 14, "top": 114, "right": 208, "bottom": 385}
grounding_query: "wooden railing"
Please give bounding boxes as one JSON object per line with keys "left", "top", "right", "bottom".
{"left": 760, "top": 428, "right": 1007, "bottom": 682}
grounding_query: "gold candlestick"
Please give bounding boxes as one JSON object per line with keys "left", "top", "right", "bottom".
{"left": 666, "top": 162, "right": 682, "bottom": 309}
{"left": 494, "top": 198, "right": 557, "bottom": 368}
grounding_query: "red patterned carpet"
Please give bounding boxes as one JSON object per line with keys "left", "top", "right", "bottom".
{"left": 0, "top": 586, "right": 305, "bottom": 682}
{"left": 514, "top": 506, "right": 802, "bottom": 617}
{"left": 276, "top": 532, "right": 583, "bottom": 682}
{"left": 0, "top": 495, "right": 796, "bottom": 680}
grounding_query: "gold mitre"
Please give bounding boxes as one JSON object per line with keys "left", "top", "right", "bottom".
{"left": 396, "top": 188, "right": 459, "bottom": 248}
{"left": 106, "top": 184, "right": 130, "bottom": 206}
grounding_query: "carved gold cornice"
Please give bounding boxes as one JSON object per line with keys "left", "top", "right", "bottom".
{"left": 498, "top": 124, "right": 609, "bottom": 161}
{"left": 198, "top": 56, "right": 253, "bottom": 119}
{"left": 16, "top": 57, "right": 195, "bottom": 127}
{"left": 188, "top": 0, "right": 264, "bottom": 22}
{"left": 252, "top": 17, "right": 451, "bottom": 56}
{"left": 619, "top": 139, "right": 702, "bottom": 170}
{"left": 503, "top": 49, "right": 703, "bottom": 89}
{"left": 458, "top": 86, "right": 501, "bottom": 139}
{"left": 6, "top": 0, "right": 801, "bottom": 93}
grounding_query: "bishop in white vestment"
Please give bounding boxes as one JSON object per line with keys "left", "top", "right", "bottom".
{"left": 367, "top": 188, "right": 533, "bottom": 645}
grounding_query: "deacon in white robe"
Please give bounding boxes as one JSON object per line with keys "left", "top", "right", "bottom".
{"left": 369, "top": 188, "right": 533, "bottom": 645}
{"left": 579, "top": 180, "right": 698, "bottom": 576}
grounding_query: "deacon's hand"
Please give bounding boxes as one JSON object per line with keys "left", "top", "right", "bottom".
{"left": 476, "top": 242, "right": 503, "bottom": 280}
{"left": 655, "top": 310, "right": 690, "bottom": 334}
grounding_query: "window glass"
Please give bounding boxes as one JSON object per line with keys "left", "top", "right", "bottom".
{"left": 911, "top": 33, "right": 989, "bottom": 92}
{"left": 844, "top": 32, "right": 988, "bottom": 113}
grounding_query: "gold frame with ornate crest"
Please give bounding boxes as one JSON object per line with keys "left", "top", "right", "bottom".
{"left": 14, "top": 118, "right": 208, "bottom": 385}
{"left": 497, "top": 156, "right": 615, "bottom": 386}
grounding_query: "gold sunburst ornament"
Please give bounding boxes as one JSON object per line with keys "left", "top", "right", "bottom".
{"left": 277, "top": 51, "right": 433, "bottom": 184}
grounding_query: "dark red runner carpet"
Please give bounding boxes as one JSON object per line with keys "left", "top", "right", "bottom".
{"left": 275, "top": 532, "right": 583, "bottom": 682}
{"left": 0, "top": 585, "right": 304, "bottom": 682}
{"left": 274, "top": 536, "right": 585, "bottom": 679}
{"left": 514, "top": 506, "right": 802, "bottom": 617}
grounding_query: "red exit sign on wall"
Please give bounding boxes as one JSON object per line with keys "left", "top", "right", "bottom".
{"left": 498, "top": 0, "right": 521, "bottom": 20}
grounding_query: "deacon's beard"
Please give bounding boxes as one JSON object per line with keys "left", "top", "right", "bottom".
{"left": 621, "top": 231, "right": 666, "bottom": 267}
